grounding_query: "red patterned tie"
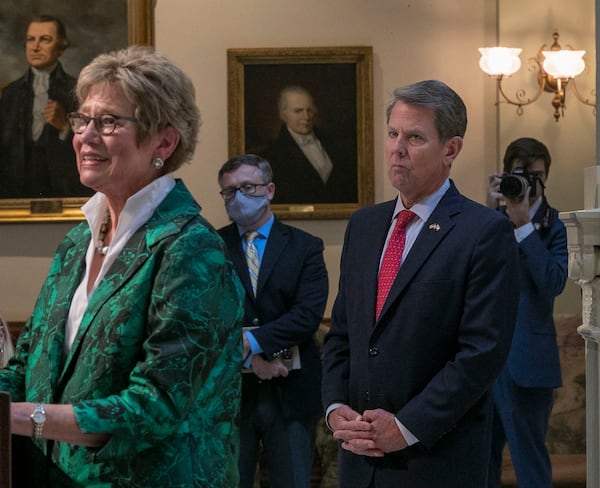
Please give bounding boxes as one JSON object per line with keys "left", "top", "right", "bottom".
{"left": 376, "top": 210, "right": 416, "bottom": 320}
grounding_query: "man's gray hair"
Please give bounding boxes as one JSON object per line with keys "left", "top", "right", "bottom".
{"left": 386, "top": 80, "right": 467, "bottom": 141}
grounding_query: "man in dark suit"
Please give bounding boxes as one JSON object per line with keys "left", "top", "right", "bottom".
{"left": 0, "top": 14, "right": 91, "bottom": 198}
{"left": 217, "top": 154, "right": 328, "bottom": 488}
{"left": 262, "top": 85, "right": 357, "bottom": 205}
{"left": 321, "top": 80, "right": 520, "bottom": 487}
{"left": 486, "top": 138, "right": 568, "bottom": 487}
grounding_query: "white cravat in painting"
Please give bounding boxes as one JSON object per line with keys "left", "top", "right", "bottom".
{"left": 31, "top": 68, "right": 50, "bottom": 141}
{"left": 289, "top": 128, "right": 334, "bottom": 183}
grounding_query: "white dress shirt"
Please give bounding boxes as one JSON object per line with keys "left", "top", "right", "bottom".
{"left": 64, "top": 175, "right": 176, "bottom": 351}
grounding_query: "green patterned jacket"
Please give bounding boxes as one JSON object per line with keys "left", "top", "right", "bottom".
{"left": 0, "top": 180, "right": 244, "bottom": 487}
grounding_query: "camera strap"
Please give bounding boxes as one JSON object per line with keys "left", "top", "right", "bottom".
{"left": 532, "top": 196, "right": 554, "bottom": 238}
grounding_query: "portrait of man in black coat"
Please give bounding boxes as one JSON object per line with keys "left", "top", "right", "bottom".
{"left": 0, "top": 14, "right": 92, "bottom": 199}
{"left": 0, "top": 4, "right": 131, "bottom": 202}
{"left": 262, "top": 85, "right": 358, "bottom": 205}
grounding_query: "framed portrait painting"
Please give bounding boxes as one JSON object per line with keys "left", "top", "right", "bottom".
{"left": 227, "top": 46, "right": 374, "bottom": 220}
{"left": 0, "top": 0, "right": 154, "bottom": 222}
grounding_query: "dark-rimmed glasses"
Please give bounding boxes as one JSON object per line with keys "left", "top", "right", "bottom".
{"left": 219, "top": 183, "right": 269, "bottom": 202}
{"left": 67, "top": 112, "right": 138, "bottom": 135}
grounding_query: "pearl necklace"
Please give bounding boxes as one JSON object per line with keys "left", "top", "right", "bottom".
{"left": 95, "top": 209, "right": 111, "bottom": 255}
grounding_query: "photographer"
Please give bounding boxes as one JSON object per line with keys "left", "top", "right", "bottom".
{"left": 486, "top": 137, "right": 568, "bottom": 488}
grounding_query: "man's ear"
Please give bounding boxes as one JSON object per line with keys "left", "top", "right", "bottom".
{"left": 443, "top": 136, "right": 463, "bottom": 168}
{"left": 266, "top": 181, "right": 276, "bottom": 202}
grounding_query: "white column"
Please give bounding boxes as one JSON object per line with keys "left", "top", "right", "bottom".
{"left": 579, "top": 277, "right": 600, "bottom": 488}
{"left": 560, "top": 167, "right": 600, "bottom": 488}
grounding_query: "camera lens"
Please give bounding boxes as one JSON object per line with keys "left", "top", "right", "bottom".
{"left": 500, "top": 174, "right": 529, "bottom": 199}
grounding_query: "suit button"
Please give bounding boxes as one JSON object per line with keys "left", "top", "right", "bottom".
{"left": 252, "top": 318, "right": 260, "bottom": 326}
{"left": 369, "top": 347, "right": 379, "bottom": 356}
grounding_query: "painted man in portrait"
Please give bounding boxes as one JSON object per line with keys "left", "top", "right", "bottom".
{"left": 262, "top": 85, "right": 357, "bottom": 205}
{"left": 0, "top": 14, "right": 91, "bottom": 198}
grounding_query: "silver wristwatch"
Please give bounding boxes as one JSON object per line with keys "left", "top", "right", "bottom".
{"left": 30, "top": 403, "right": 46, "bottom": 439}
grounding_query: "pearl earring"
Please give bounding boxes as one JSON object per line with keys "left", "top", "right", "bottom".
{"left": 152, "top": 157, "right": 164, "bottom": 169}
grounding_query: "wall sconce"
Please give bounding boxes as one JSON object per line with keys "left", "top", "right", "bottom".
{"left": 479, "top": 31, "right": 596, "bottom": 122}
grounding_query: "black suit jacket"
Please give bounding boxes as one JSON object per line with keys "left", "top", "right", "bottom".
{"left": 219, "top": 218, "right": 328, "bottom": 419}
{"left": 322, "top": 182, "right": 520, "bottom": 487}
{"left": 0, "top": 63, "right": 91, "bottom": 198}
{"left": 262, "top": 124, "right": 357, "bottom": 204}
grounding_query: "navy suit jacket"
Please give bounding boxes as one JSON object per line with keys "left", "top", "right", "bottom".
{"left": 502, "top": 202, "right": 568, "bottom": 388}
{"left": 219, "top": 218, "right": 328, "bottom": 419}
{"left": 322, "top": 182, "right": 520, "bottom": 487}
{"left": 262, "top": 124, "right": 357, "bottom": 205}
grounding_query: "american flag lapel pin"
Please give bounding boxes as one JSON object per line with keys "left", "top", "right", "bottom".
{"left": 428, "top": 223, "right": 441, "bottom": 231}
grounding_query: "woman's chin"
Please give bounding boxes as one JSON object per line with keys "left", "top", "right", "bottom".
{"left": 78, "top": 173, "right": 101, "bottom": 193}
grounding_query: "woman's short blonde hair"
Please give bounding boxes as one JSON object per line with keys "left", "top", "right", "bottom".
{"left": 75, "top": 46, "right": 202, "bottom": 173}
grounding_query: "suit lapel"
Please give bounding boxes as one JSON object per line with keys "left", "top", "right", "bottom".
{"left": 224, "top": 226, "right": 255, "bottom": 299}
{"left": 256, "top": 220, "right": 288, "bottom": 297}
{"left": 61, "top": 229, "right": 151, "bottom": 375}
{"left": 41, "top": 227, "right": 88, "bottom": 392}
{"left": 221, "top": 220, "right": 288, "bottom": 300}
{"left": 375, "top": 186, "right": 461, "bottom": 324}
{"left": 363, "top": 201, "right": 397, "bottom": 324}
{"left": 58, "top": 181, "right": 199, "bottom": 385}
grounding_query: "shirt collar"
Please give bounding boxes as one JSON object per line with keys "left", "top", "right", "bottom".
{"left": 82, "top": 174, "right": 176, "bottom": 239}
{"left": 287, "top": 126, "right": 316, "bottom": 145}
{"left": 393, "top": 178, "right": 450, "bottom": 223}
{"left": 237, "top": 213, "right": 275, "bottom": 240}
{"left": 31, "top": 64, "right": 57, "bottom": 78}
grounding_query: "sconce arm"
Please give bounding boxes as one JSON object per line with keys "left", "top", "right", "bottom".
{"left": 496, "top": 75, "right": 545, "bottom": 116}
{"left": 570, "top": 78, "right": 597, "bottom": 112}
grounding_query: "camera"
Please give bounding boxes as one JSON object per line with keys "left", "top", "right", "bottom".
{"left": 499, "top": 167, "right": 538, "bottom": 199}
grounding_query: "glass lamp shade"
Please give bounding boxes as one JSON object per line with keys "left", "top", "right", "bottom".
{"left": 542, "top": 50, "right": 586, "bottom": 79}
{"left": 478, "top": 47, "right": 522, "bottom": 76}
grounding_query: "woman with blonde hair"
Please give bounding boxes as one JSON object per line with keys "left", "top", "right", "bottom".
{"left": 0, "top": 46, "right": 244, "bottom": 487}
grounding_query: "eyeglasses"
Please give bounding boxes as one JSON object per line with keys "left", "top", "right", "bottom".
{"left": 219, "top": 183, "right": 269, "bottom": 201}
{"left": 67, "top": 112, "right": 138, "bottom": 135}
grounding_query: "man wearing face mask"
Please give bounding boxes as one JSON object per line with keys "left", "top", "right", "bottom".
{"left": 217, "top": 154, "right": 329, "bottom": 488}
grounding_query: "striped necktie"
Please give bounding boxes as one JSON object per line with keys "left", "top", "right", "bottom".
{"left": 245, "top": 231, "right": 260, "bottom": 296}
{"left": 376, "top": 210, "right": 416, "bottom": 320}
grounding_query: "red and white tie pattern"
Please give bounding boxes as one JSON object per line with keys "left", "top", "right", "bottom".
{"left": 375, "top": 210, "right": 416, "bottom": 320}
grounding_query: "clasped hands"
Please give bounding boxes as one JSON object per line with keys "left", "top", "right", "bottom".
{"left": 243, "top": 331, "right": 288, "bottom": 380}
{"left": 329, "top": 404, "right": 408, "bottom": 457}
{"left": 250, "top": 355, "right": 288, "bottom": 380}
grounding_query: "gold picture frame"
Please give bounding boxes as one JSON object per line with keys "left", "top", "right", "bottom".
{"left": 0, "top": 0, "right": 154, "bottom": 223}
{"left": 227, "top": 46, "right": 374, "bottom": 220}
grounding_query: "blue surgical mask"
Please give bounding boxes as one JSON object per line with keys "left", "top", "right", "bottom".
{"left": 225, "top": 191, "right": 269, "bottom": 227}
